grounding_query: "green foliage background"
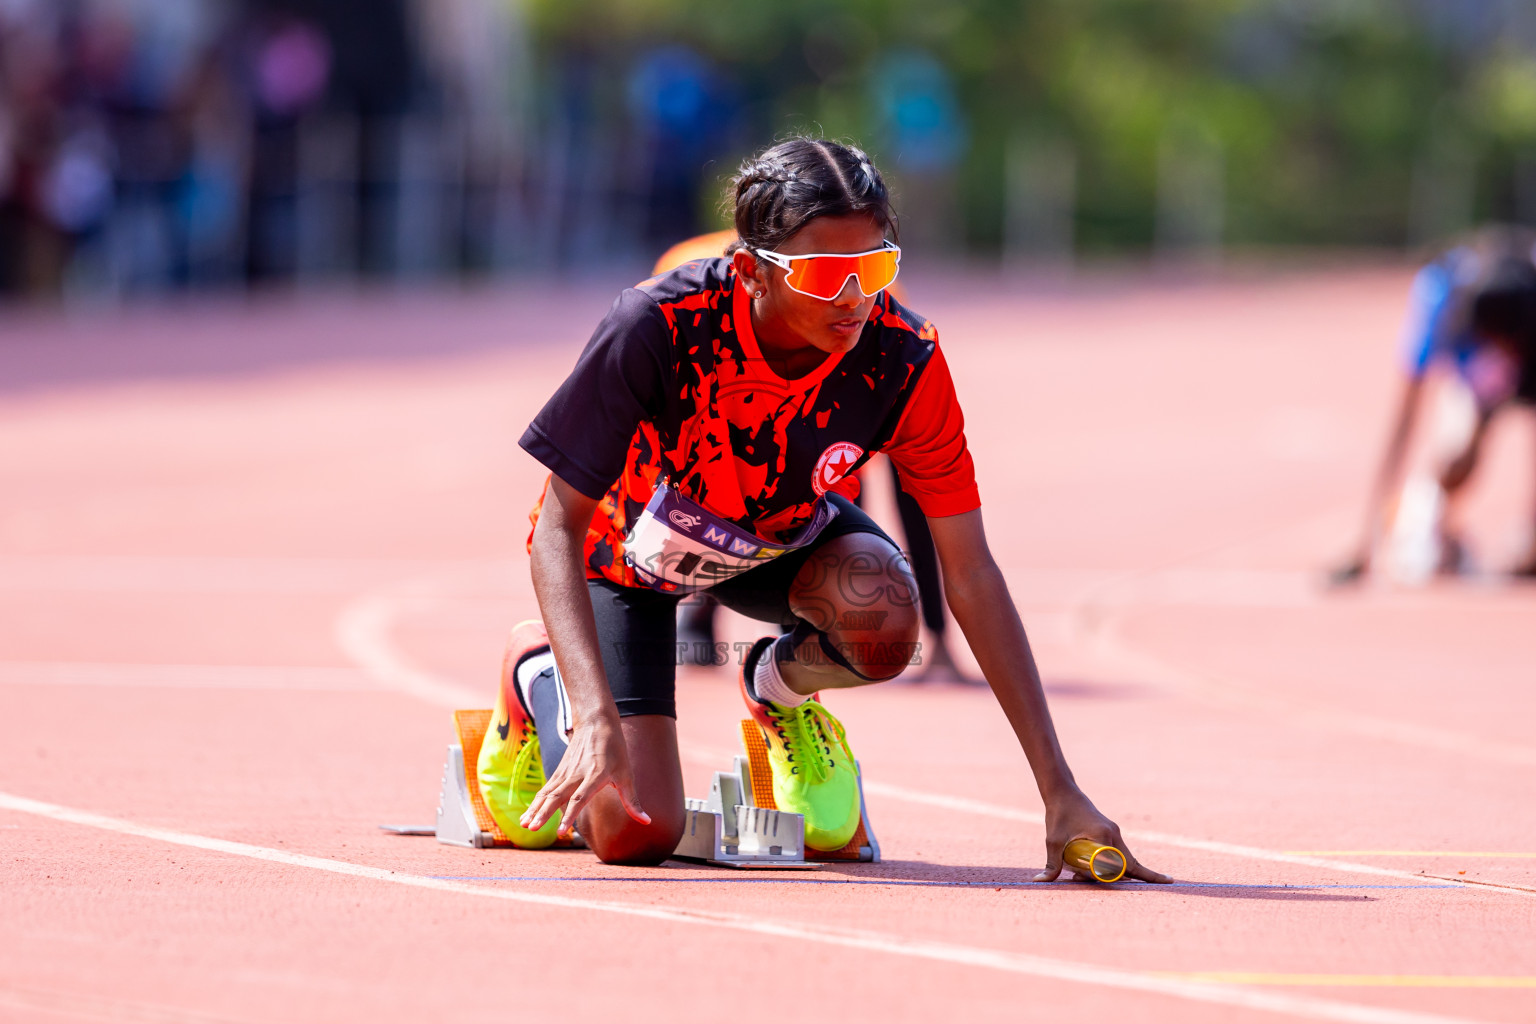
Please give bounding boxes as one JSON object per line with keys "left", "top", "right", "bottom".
{"left": 522, "top": 0, "right": 1536, "bottom": 253}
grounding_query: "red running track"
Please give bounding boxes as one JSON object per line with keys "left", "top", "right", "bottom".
{"left": 1, "top": 270, "right": 1533, "bottom": 1024}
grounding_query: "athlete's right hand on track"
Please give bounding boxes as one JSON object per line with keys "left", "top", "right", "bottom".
{"left": 1327, "top": 554, "right": 1369, "bottom": 587}
{"left": 520, "top": 715, "right": 651, "bottom": 834}
{"left": 1034, "top": 789, "right": 1171, "bottom": 884}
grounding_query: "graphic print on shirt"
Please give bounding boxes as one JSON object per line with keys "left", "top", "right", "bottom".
{"left": 520, "top": 257, "right": 980, "bottom": 590}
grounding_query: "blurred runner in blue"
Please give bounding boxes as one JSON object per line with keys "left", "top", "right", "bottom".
{"left": 1335, "top": 227, "right": 1536, "bottom": 583}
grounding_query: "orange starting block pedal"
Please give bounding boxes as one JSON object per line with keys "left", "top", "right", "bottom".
{"left": 380, "top": 710, "right": 583, "bottom": 849}
{"left": 436, "top": 709, "right": 513, "bottom": 848}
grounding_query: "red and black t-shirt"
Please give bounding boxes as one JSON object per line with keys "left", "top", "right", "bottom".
{"left": 520, "top": 257, "right": 980, "bottom": 589}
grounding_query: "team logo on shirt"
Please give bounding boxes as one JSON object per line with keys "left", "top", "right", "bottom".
{"left": 668, "top": 509, "right": 703, "bottom": 531}
{"left": 812, "top": 442, "right": 864, "bottom": 496}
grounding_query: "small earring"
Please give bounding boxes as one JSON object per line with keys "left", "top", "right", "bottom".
{"left": 754, "top": 290, "right": 764, "bottom": 298}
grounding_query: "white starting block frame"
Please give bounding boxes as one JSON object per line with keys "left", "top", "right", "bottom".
{"left": 378, "top": 743, "right": 501, "bottom": 847}
{"left": 671, "top": 754, "right": 880, "bottom": 868}
{"left": 673, "top": 755, "right": 806, "bottom": 867}
{"left": 432, "top": 743, "right": 499, "bottom": 849}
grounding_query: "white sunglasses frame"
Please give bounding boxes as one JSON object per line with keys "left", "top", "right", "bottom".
{"left": 752, "top": 242, "right": 902, "bottom": 300}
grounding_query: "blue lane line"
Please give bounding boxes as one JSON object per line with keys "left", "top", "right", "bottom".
{"left": 427, "top": 875, "right": 1462, "bottom": 890}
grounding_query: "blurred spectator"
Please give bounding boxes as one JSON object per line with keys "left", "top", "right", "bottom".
{"left": 0, "top": 0, "right": 70, "bottom": 296}
{"left": 90, "top": 0, "right": 237, "bottom": 294}
{"left": 871, "top": 49, "right": 965, "bottom": 254}
{"left": 242, "top": 5, "right": 332, "bottom": 281}
{"left": 626, "top": 45, "right": 737, "bottom": 250}
{"left": 2, "top": 1, "right": 1535, "bottom": 302}
{"left": 0, "top": 0, "right": 515, "bottom": 300}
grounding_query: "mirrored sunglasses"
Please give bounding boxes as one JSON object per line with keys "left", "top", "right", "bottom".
{"left": 753, "top": 244, "right": 901, "bottom": 301}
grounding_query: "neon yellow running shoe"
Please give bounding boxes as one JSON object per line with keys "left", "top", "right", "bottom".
{"left": 740, "top": 637, "right": 862, "bottom": 852}
{"left": 477, "top": 620, "right": 561, "bottom": 849}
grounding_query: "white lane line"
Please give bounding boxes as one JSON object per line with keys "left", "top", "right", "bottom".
{"left": 0, "top": 791, "right": 1491, "bottom": 1024}
{"left": 0, "top": 984, "right": 251, "bottom": 1024}
{"left": 1090, "top": 611, "right": 1536, "bottom": 768}
{"left": 684, "top": 743, "right": 1525, "bottom": 896}
{"left": 1151, "top": 973, "right": 1536, "bottom": 989}
{"left": 1120, "top": 830, "right": 1535, "bottom": 897}
{"left": 853, "top": 777, "right": 1536, "bottom": 899}
{"left": 333, "top": 586, "right": 484, "bottom": 708}
{"left": 1286, "top": 852, "right": 1536, "bottom": 859}
{"left": 0, "top": 555, "right": 506, "bottom": 595}
{"left": 344, "top": 589, "right": 1533, "bottom": 901}
{"left": 0, "top": 662, "right": 373, "bottom": 691}
{"left": 1067, "top": 548, "right": 1536, "bottom": 769}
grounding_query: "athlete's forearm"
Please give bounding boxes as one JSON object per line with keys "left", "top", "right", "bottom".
{"left": 1356, "top": 376, "right": 1425, "bottom": 556}
{"left": 529, "top": 483, "right": 622, "bottom": 732}
{"left": 943, "top": 561, "right": 1078, "bottom": 803}
{"left": 1531, "top": 419, "right": 1536, "bottom": 525}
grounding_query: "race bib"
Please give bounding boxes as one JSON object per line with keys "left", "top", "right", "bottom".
{"left": 622, "top": 483, "right": 838, "bottom": 593}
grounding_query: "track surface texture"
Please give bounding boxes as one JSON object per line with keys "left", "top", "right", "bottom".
{"left": 2, "top": 269, "right": 1533, "bottom": 1024}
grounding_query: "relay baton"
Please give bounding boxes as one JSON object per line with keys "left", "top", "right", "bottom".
{"left": 1063, "top": 839, "right": 1127, "bottom": 883}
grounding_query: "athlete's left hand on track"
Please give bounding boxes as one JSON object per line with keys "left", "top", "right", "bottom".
{"left": 519, "top": 716, "right": 651, "bottom": 833}
{"left": 1034, "top": 789, "right": 1171, "bottom": 884}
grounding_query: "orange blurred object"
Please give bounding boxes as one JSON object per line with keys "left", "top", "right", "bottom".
{"left": 652, "top": 230, "right": 739, "bottom": 275}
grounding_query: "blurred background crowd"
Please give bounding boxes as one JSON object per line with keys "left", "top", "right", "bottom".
{"left": 2, "top": 0, "right": 1536, "bottom": 301}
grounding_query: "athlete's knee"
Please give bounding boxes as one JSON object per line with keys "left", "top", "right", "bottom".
{"left": 873, "top": 585, "right": 922, "bottom": 643}
{"left": 593, "top": 833, "right": 678, "bottom": 867}
{"left": 843, "top": 562, "right": 920, "bottom": 666}
{"left": 846, "top": 638, "right": 920, "bottom": 681}
{"left": 581, "top": 796, "right": 685, "bottom": 866}
{"left": 587, "top": 815, "right": 684, "bottom": 866}
{"left": 824, "top": 615, "right": 920, "bottom": 682}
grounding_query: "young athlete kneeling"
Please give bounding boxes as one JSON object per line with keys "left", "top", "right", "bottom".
{"left": 480, "top": 137, "right": 1168, "bottom": 882}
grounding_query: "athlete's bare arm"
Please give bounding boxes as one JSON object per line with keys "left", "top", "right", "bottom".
{"left": 521, "top": 474, "right": 651, "bottom": 832}
{"left": 926, "top": 508, "right": 1171, "bottom": 884}
{"left": 1335, "top": 374, "right": 1426, "bottom": 583}
{"left": 1521, "top": 418, "right": 1536, "bottom": 575}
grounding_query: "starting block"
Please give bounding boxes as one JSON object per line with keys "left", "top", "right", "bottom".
{"left": 381, "top": 709, "right": 585, "bottom": 849}
{"left": 432, "top": 709, "right": 507, "bottom": 848}
{"left": 385, "top": 712, "right": 879, "bottom": 868}
{"left": 672, "top": 752, "right": 806, "bottom": 867}
{"left": 671, "top": 720, "right": 880, "bottom": 868}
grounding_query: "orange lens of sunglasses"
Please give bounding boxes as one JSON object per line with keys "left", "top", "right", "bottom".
{"left": 782, "top": 247, "right": 900, "bottom": 300}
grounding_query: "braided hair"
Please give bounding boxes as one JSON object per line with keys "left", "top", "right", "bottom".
{"left": 726, "top": 137, "right": 897, "bottom": 256}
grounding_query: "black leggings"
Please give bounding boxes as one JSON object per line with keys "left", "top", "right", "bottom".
{"left": 879, "top": 467, "right": 947, "bottom": 635}
{"left": 586, "top": 493, "right": 894, "bottom": 718}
